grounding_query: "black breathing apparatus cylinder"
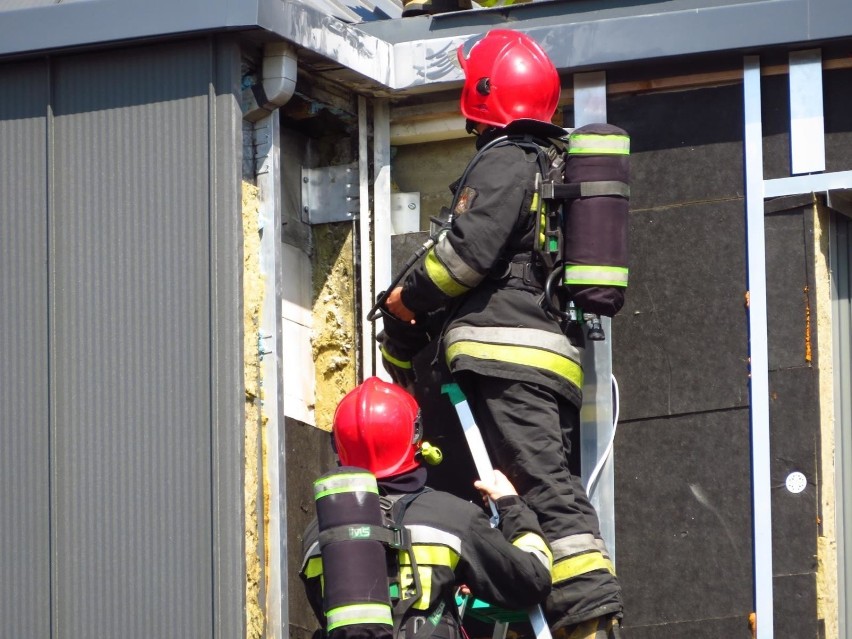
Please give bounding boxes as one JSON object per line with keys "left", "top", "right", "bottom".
{"left": 313, "top": 467, "right": 399, "bottom": 639}
{"left": 562, "top": 123, "right": 630, "bottom": 318}
{"left": 537, "top": 122, "right": 631, "bottom": 338}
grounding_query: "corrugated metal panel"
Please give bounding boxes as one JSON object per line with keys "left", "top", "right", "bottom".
{"left": 0, "top": 37, "right": 245, "bottom": 637}
{"left": 49, "top": 42, "right": 216, "bottom": 637}
{"left": 835, "top": 215, "right": 852, "bottom": 638}
{"left": 0, "top": 59, "right": 51, "bottom": 639}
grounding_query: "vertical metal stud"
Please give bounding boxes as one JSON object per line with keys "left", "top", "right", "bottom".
{"left": 573, "top": 70, "right": 617, "bottom": 562}
{"left": 358, "top": 96, "right": 374, "bottom": 378}
{"left": 373, "top": 99, "right": 393, "bottom": 381}
{"left": 255, "top": 110, "right": 288, "bottom": 638}
{"left": 744, "top": 54, "right": 774, "bottom": 639}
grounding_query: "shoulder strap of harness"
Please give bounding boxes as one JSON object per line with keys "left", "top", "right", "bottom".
{"left": 380, "top": 488, "right": 455, "bottom": 639}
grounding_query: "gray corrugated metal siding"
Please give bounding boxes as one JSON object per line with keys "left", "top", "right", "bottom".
{"left": 0, "top": 37, "right": 245, "bottom": 638}
{"left": 0, "top": 57, "right": 52, "bottom": 639}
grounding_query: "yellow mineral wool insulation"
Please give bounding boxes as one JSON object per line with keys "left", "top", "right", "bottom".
{"left": 813, "top": 200, "right": 838, "bottom": 639}
{"left": 243, "top": 181, "right": 266, "bottom": 639}
{"left": 311, "top": 223, "right": 357, "bottom": 431}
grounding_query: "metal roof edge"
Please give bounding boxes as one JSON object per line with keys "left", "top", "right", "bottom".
{"left": 387, "top": 0, "right": 852, "bottom": 91}
{"left": 0, "top": 0, "right": 264, "bottom": 59}
{"left": 3, "top": 0, "right": 852, "bottom": 95}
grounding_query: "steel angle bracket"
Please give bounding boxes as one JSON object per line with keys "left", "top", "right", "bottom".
{"left": 301, "top": 163, "right": 360, "bottom": 224}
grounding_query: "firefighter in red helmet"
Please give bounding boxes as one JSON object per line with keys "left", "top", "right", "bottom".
{"left": 381, "top": 30, "right": 624, "bottom": 638}
{"left": 299, "top": 377, "right": 553, "bottom": 639}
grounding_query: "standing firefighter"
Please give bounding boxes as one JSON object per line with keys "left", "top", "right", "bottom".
{"left": 299, "top": 377, "right": 553, "bottom": 639}
{"left": 381, "top": 29, "right": 625, "bottom": 638}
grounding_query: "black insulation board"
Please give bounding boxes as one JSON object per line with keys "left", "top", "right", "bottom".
{"left": 768, "top": 366, "right": 820, "bottom": 577}
{"left": 765, "top": 204, "right": 816, "bottom": 370}
{"left": 607, "top": 83, "right": 821, "bottom": 636}
{"left": 614, "top": 408, "right": 754, "bottom": 630}
{"left": 612, "top": 198, "right": 750, "bottom": 422}
{"left": 772, "top": 572, "right": 819, "bottom": 639}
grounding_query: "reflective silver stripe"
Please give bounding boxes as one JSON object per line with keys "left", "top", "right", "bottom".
{"left": 407, "top": 524, "right": 463, "bottom": 554}
{"left": 529, "top": 549, "right": 552, "bottom": 570}
{"left": 434, "top": 235, "right": 484, "bottom": 289}
{"left": 594, "top": 537, "right": 612, "bottom": 560}
{"left": 445, "top": 326, "right": 581, "bottom": 362}
{"left": 568, "top": 134, "right": 630, "bottom": 155}
{"left": 579, "top": 181, "right": 630, "bottom": 198}
{"left": 564, "top": 265, "right": 628, "bottom": 287}
{"left": 326, "top": 603, "right": 393, "bottom": 630}
{"left": 300, "top": 540, "right": 321, "bottom": 571}
{"left": 512, "top": 532, "right": 553, "bottom": 570}
{"left": 313, "top": 472, "right": 378, "bottom": 499}
{"left": 550, "top": 533, "right": 607, "bottom": 561}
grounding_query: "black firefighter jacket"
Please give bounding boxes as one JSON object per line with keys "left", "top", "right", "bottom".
{"left": 300, "top": 485, "right": 552, "bottom": 639}
{"left": 398, "top": 131, "right": 584, "bottom": 408}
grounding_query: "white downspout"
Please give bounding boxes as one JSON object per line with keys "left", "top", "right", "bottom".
{"left": 260, "top": 42, "right": 297, "bottom": 110}
{"left": 255, "top": 40, "right": 297, "bottom": 639}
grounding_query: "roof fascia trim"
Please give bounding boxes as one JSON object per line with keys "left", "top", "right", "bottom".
{"left": 258, "top": 0, "right": 394, "bottom": 87}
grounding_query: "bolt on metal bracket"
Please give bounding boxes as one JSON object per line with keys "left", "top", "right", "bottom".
{"left": 301, "top": 163, "right": 360, "bottom": 224}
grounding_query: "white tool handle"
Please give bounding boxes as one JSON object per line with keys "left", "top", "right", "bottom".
{"left": 444, "top": 385, "right": 553, "bottom": 639}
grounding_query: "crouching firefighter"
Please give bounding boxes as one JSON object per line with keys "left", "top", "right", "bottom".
{"left": 299, "top": 377, "right": 553, "bottom": 639}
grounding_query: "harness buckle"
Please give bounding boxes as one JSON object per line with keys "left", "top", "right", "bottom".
{"left": 387, "top": 523, "right": 410, "bottom": 550}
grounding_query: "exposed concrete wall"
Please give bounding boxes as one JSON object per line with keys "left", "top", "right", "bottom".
{"left": 392, "top": 136, "right": 473, "bottom": 228}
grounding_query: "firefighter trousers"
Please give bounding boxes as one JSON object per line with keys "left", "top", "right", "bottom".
{"left": 454, "top": 373, "right": 624, "bottom": 631}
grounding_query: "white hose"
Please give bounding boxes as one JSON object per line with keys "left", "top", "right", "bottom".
{"left": 586, "top": 373, "right": 619, "bottom": 498}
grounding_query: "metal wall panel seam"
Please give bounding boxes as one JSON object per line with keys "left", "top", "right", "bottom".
{"left": 46, "top": 55, "right": 58, "bottom": 639}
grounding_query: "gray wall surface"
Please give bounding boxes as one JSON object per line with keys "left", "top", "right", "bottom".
{"left": 0, "top": 37, "right": 245, "bottom": 638}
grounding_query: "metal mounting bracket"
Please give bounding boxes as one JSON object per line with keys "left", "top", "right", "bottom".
{"left": 301, "top": 162, "right": 359, "bottom": 224}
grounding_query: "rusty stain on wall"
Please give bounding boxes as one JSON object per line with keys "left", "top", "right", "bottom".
{"left": 242, "top": 181, "right": 265, "bottom": 638}
{"left": 311, "top": 222, "right": 357, "bottom": 431}
{"left": 803, "top": 285, "right": 812, "bottom": 363}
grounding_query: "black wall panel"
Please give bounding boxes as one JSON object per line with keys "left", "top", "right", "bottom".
{"left": 615, "top": 409, "right": 754, "bottom": 630}
{"left": 613, "top": 199, "right": 750, "bottom": 421}
{"left": 609, "top": 82, "right": 822, "bottom": 637}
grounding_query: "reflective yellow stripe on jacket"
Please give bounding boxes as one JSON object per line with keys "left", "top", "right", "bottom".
{"left": 444, "top": 326, "right": 583, "bottom": 389}
{"left": 424, "top": 235, "right": 485, "bottom": 298}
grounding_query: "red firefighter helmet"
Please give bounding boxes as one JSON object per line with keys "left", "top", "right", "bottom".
{"left": 457, "top": 29, "right": 561, "bottom": 129}
{"left": 332, "top": 377, "right": 422, "bottom": 479}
